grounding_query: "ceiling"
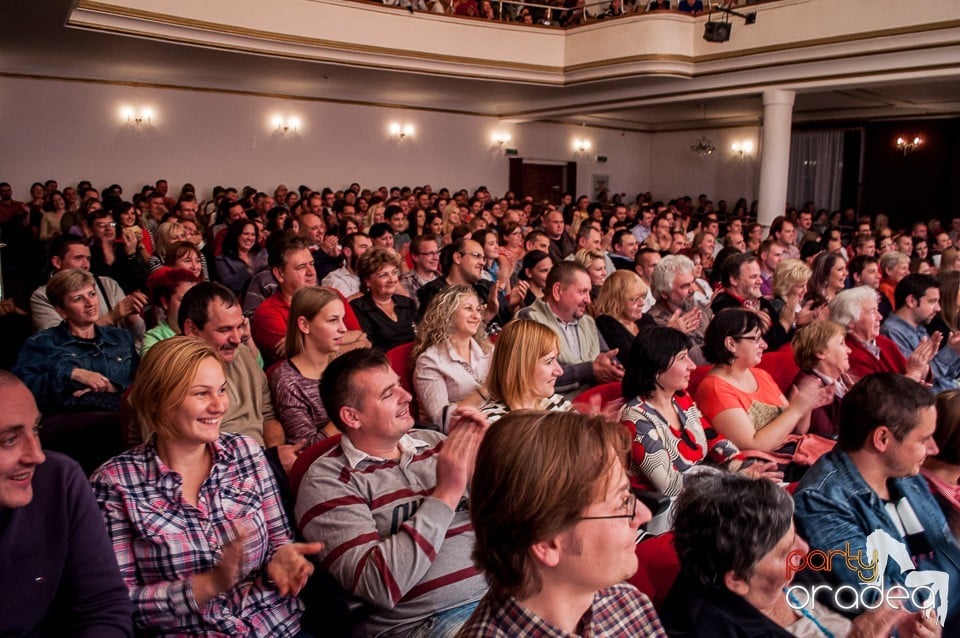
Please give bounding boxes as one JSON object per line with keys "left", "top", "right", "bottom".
{"left": 2, "top": 0, "right": 959, "bottom": 131}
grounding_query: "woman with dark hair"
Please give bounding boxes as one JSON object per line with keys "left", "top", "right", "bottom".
{"left": 695, "top": 309, "right": 832, "bottom": 452}
{"left": 165, "top": 241, "right": 206, "bottom": 280}
{"left": 661, "top": 472, "right": 899, "bottom": 637}
{"left": 508, "top": 250, "right": 552, "bottom": 311}
{"left": 619, "top": 327, "right": 765, "bottom": 499}
{"left": 803, "top": 251, "right": 847, "bottom": 309}
{"left": 114, "top": 200, "right": 154, "bottom": 257}
{"left": 215, "top": 219, "right": 267, "bottom": 294}
{"left": 424, "top": 212, "right": 445, "bottom": 246}
{"left": 498, "top": 220, "right": 524, "bottom": 266}
{"left": 407, "top": 207, "right": 427, "bottom": 238}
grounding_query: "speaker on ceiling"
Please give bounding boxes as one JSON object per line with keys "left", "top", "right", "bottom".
{"left": 703, "top": 21, "right": 732, "bottom": 43}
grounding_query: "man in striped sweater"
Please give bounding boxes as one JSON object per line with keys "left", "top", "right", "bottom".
{"left": 295, "top": 348, "right": 488, "bottom": 636}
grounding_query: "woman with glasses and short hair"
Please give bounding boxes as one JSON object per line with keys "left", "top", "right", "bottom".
{"left": 694, "top": 309, "right": 833, "bottom": 453}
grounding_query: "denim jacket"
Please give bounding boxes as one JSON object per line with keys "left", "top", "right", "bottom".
{"left": 794, "top": 449, "right": 960, "bottom": 625}
{"left": 13, "top": 322, "right": 137, "bottom": 412}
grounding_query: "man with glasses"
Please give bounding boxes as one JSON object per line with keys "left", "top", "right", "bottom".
{"left": 461, "top": 410, "right": 665, "bottom": 636}
{"left": 417, "top": 238, "right": 503, "bottom": 324}
{"left": 400, "top": 234, "right": 440, "bottom": 302}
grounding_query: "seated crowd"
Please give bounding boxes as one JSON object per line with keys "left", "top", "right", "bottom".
{"left": 2, "top": 176, "right": 960, "bottom": 636}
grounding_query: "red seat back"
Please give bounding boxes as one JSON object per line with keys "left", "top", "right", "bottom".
{"left": 687, "top": 365, "right": 712, "bottom": 396}
{"left": 572, "top": 381, "right": 623, "bottom": 415}
{"left": 757, "top": 347, "right": 800, "bottom": 393}
{"left": 289, "top": 434, "right": 342, "bottom": 496}
{"left": 629, "top": 532, "right": 680, "bottom": 610}
{"left": 386, "top": 342, "right": 419, "bottom": 421}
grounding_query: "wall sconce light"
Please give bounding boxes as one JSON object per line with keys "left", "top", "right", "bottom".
{"left": 492, "top": 132, "right": 512, "bottom": 146}
{"left": 120, "top": 106, "right": 154, "bottom": 127}
{"left": 731, "top": 140, "right": 754, "bottom": 158}
{"left": 896, "top": 135, "right": 923, "bottom": 155}
{"left": 272, "top": 115, "right": 301, "bottom": 135}
{"left": 573, "top": 138, "right": 592, "bottom": 154}
{"left": 389, "top": 122, "right": 415, "bottom": 140}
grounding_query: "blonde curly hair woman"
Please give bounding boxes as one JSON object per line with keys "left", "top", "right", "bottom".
{"left": 412, "top": 285, "right": 493, "bottom": 431}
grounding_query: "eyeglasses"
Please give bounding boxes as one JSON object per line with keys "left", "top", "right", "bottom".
{"left": 579, "top": 493, "right": 637, "bottom": 521}
{"left": 460, "top": 251, "right": 484, "bottom": 259}
{"left": 95, "top": 222, "right": 116, "bottom": 229}
{"left": 735, "top": 334, "right": 764, "bottom": 343}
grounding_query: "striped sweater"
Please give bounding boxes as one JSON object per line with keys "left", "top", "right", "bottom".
{"left": 295, "top": 430, "right": 486, "bottom": 636}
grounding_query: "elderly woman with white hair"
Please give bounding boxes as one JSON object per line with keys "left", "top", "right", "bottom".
{"left": 641, "top": 254, "right": 713, "bottom": 365}
{"left": 828, "top": 285, "right": 934, "bottom": 384}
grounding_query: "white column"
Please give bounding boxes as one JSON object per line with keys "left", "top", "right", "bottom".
{"left": 757, "top": 89, "right": 795, "bottom": 229}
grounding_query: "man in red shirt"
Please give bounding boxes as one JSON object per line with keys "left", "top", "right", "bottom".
{"left": 251, "top": 236, "right": 365, "bottom": 367}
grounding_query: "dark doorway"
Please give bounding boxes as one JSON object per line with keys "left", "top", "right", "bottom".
{"left": 509, "top": 158, "right": 577, "bottom": 205}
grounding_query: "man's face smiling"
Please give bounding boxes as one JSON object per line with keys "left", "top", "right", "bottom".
{"left": 189, "top": 300, "right": 243, "bottom": 364}
{"left": 0, "top": 382, "right": 46, "bottom": 509}
{"left": 347, "top": 366, "right": 415, "bottom": 443}
{"left": 884, "top": 405, "right": 938, "bottom": 478}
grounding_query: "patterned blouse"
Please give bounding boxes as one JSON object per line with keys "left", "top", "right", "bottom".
{"left": 620, "top": 392, "right": 744, "bottom": 496}
{"left": 91, "top": 433, "right": 303, "bottom": 637}
{"left": 480, "top": 393, "right": 572, "bottom": 424}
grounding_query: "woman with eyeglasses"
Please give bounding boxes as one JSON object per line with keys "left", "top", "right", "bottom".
{"left": 694, "top": 309, "right": 833, "bottom": 453}
{"left": 413, "top": 285, "right": 494, "bottom": 431}
{"left": 594, "top": 270, "right": 647, "bottom": 366}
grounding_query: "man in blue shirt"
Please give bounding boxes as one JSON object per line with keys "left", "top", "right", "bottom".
{"left": 880, "top": 273, "right": 960, "bottom": 392}
{"left": 794, "top": 373, "right": 960, "bottom": 632}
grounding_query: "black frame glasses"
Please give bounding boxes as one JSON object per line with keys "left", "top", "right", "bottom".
{"left": 578, "top": 493, "right": 637, "bottom": 521}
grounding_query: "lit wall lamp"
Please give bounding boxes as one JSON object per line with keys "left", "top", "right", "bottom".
{"left": 731, "top": 140, "right": 754, "bottom": 158}
{"left": 492, "top": 132, "right": 512, "bottom": 146}
{"left": 896, "top": 135, "right": 923, "bottom": 155}
{"left": 272, "top": 115, "right": 301, "bottom": 135}
{"left": 389, "top": 122, "right": 415, "bottom": 140}
{"left": 120, "top": 106, "right": 154, "bottom": 127}
{"left": 573, "top": 138, "right": 592, "bottom": 154}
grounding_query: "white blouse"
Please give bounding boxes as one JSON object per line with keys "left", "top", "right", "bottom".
{"left": 414, "top": 339, "right": 492, "bottom": 431}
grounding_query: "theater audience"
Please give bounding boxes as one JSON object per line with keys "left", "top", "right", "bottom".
{"left": 794, "top": 373, "right": 958, "bottom": 630}
{"left": 518, "top": 261, "right": 623, "bottom": 394}
{"left": 642, "top": 254, "right": 713, "bottom": 365}
{"left": 177, "top": 282, "right": 281, "bottom": 448}
{"left": 0, "top": 371, "right": 133, "bottom": 637}
{"left": 880, "top": 273, "right": 960, "bottom": 393}
{"left": 803, "top": 250, "right": 847, "bottom": 308}
{"left": 711, "top": 253, "right": 791, "bottom": 351}
{"left": 790, "top": 320, "right": 852, "bottom": 439}
{"left": 481, "top": 319, "right": 572, "bottom": 422}
{"left": 509, "top": 249, "right": 552, "bottom": 311}
{"left": 296, "top": 348, "right": 488, "bottom": 636}
{"left": 268, "top": 287, "right": 346, "bottom": 447}
{"left": 145, "top": 220, "right": 188, "bottom": 274}
{"left": 31, "top": 234, "right": 147, "bottom": 336}
{"left": 215, "top": 219, "right": 268, "bottom": 294}
{"left": 923, "top": 389, "right": 960, "bottom": 537}
{"left": 88, "top": 207, "right": 147, "bottom": 294}
{"left": 164, "top": 240, "right": 206, "bottom": 280}
{"left": 594, "top": 270, "right": 648, "bottom": 367}
{"left": 830, "top": 286, "right": 934, "bottom": 384}
{"left": 662, "top": 472, "right": 901, "bottom": 637}
{"left": 15, "top": 268, "right": 137, "bottom": 414}
{"left": 461, "top": 410, "right": 665, "bottom": 637}
{"left": 91, "top": 337, "right": 321, "bottom": 637}
{"left": 412, "top": 285, "right": 493, "bottom": 430}
{"left": 877, "top": 250, "right": 910, "bottom": 317}
{"left": 351, "top": 246, "right": 417, "bottom": 351}
{"left": 140, "top": 267, "right": 200, "bottom": 355}
{"left": 620, "top": 326, "right": 765, "bottom": 499}
{"left": 695, "top": 309, "right": 832, "bottom": 453}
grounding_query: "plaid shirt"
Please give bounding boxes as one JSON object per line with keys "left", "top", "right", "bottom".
{"left": 458, "top": 583, "right": 666, "bottom": 637}
{"left": 91, "top": 433, "right": 303, "bottom": 637}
